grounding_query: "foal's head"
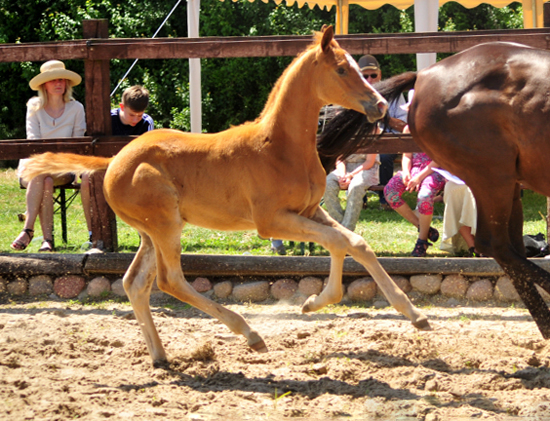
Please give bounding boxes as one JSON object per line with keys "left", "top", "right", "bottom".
{"left": 314, "top": 26, "right": 388, "bottom": 123}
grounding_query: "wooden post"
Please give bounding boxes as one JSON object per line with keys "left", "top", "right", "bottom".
{"left": 545, "top": 2, "right": 550, "bottom": 27}
{"left": 83, "top": 20, "right": 117, "bottom": 251}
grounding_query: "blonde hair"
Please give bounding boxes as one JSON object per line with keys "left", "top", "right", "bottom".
{"left": 29, "top": 81, "right": 74, "bottom": 112}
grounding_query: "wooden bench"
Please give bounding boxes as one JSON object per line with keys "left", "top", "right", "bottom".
{"left": 367, "top": 184, "right": 384, "bottom": 192}
{"left": 54, "top": 182, "right": 81, "bottom": 244}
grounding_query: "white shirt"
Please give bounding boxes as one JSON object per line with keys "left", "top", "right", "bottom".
{"left": 18, "top": 97, "right": 86, "bottom": 177}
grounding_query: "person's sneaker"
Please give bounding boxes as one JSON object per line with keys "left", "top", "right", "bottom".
{"left": 271, "top": 244, "right": 287, "bottom": 255}
{"left": 427, "top": 226, "right": 439, "bottom": 243}
{"left": 379, "top": 203, "right": 392, "bottom": 211}
{"left": 411, "top": 238, "right": 430, "bottom": 257}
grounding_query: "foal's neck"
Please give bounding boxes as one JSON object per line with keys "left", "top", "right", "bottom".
{"left": 261, "top": 50, "right": 324, "bottom": 147}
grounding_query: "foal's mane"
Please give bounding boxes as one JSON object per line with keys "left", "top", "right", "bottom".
{"left": 255, "top": 30, "right": 338, "bottom": 125}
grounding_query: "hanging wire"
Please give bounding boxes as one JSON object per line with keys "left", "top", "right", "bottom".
{"left": 110, "top": 0, "right": 184, "bottom": 97}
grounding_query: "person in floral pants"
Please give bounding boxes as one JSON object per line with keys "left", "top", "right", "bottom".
{"left": 384, "top": 150, "right": 445, "bottom": 257}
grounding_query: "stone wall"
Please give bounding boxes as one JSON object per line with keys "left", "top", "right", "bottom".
{"left": 2, "top": 273, "right": 550, "bottom": 306}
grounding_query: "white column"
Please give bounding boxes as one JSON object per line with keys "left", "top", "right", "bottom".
{"left": 188, "top": 0, "right": 202, "bottom": 133}
{"left": 414, "top": 0, "right": 439, "bottom": 71}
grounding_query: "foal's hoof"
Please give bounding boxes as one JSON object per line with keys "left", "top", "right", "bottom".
{"left": 412, "top": 318, "right": 432, "bottom": 331}
{"left": 248, "top": 331, "right": 268, "bottom": 353}
{"left": 152, "top": 358, "right": 170, "bottom": 369}
{"left": 301, "top": 295, "right": 318, "bottom": 313}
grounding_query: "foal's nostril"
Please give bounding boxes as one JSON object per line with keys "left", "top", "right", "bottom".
{"left": 377, "top": 100, "right": 388, "bottom": 117}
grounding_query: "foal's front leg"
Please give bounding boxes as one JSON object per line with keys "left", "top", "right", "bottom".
{"left": 309, "top": 208, "right": 430, "bottom": 329}
{"left": 261, "top": 207, "right": 431, "bottom": 330}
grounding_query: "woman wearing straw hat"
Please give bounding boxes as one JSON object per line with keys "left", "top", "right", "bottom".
{"left": 11, "top": 60, "right": 91, "bottom": 252}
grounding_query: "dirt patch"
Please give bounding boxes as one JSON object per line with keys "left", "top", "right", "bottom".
{"left": 1, "top": 297, "right": 550, "bottom": 420}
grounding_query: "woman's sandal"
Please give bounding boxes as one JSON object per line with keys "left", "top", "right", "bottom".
{"left": 418, "top": 226, "right": 439, "bottom": 243}
{"left": 11, "top": 229, "right": 34, "bottom": 251}
{"left": 427, "top": 226, "right": 439, "bottom": 243}
{"left": 38, "top": 239, "right": 54, "bottom": 253}
{"left": 411, "top": 238, "right": 431, "bottom": 257}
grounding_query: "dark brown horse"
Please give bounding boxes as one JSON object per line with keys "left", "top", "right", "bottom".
{"left": 318, "top": 41, "right": 550, "bottom": 339}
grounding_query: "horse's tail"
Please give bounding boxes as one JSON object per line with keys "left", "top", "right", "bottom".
{"left": 21, "top": 152, "right": 113, "bottom": 183}
{"left": 376, "top": 71, "right": 417, "bottom": 106}
{"left": 317, "top": 71, "right": 418, "bottom": 173}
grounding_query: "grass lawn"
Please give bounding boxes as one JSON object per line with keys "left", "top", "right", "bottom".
{"left": 0, "top": 168, "right": 547, "bottom": 256}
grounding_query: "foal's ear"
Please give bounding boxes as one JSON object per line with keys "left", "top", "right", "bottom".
{"left": 321, "top": 25, "right": 334, "bottom": 53}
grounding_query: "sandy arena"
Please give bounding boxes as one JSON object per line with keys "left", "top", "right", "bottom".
{"left": 1, "top": 296, "right": 550, "bottom": 420}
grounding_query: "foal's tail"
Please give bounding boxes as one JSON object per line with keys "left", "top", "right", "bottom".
{"left": 317, "top": 71, "right": 418, "bottom": 173}
{"left": 21, "top": 152, "right": 113, "bottom": 183}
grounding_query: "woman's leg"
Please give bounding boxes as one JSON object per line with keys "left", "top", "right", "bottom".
{"left": 393, "top": 203, "right": 420, "bottom": 228}
{"left": 38, "top": 176, "right": 55, "bottom": 247}
{"left": 459, "top": 225, "right": 476, "bottom": 249}
{"left": 12, "top": 176, "right": 46, "bottom": 248}
{"left": 341, "top": 170, "right": 371, "bottom": 231}
{"left": 416, "top": 173, "right": 446, "bottom": 237}
{"left": 24, "top": 177, "right": 44, "bottom": 232}
{"left": 384, "top": 171, "right": 420, "bottom": 225}
{"left": 324, "top": 173, "right": 344, "bottom": 223}
{"left": 383, "top": 171, "right": 407, "bottom": 211}
{"left": 410, "top": 173, "right": 446, "bottom": 256}
{"left": 39, "top": 174, "right": 75, "bottom": 251}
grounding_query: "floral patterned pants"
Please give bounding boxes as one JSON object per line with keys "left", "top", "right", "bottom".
{"left": 383, "top": 167, "right": 445, "bottom": 215}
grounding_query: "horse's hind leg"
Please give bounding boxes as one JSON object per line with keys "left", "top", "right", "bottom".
{"left": 150, "top": 228, "right": 267, "bottom": 354}
{"left": 474, "top": 184, "right": 550, "bottom": 339}
{"left": 122, "top": 231, "right": 167, "bottom": 363}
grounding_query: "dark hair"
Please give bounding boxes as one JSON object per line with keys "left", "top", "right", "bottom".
{"left": 121, "top": 85, "right": 150, "bottom": 112}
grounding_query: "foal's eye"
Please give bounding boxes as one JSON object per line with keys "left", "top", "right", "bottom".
{"left": 336, "top": 67, "right": 346, "bottom": 75}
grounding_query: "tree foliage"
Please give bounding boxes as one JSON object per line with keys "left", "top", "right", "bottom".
{"left": 0, "top": 0, "right": 524, "bottom": 140}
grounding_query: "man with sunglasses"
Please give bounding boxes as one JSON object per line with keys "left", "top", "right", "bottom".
{"left": 358, "top": 55, "right": 408, "bottom": 211}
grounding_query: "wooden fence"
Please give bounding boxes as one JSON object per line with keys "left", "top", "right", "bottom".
{"left": 3, "top": 18, "right": 550, "bottom": 250}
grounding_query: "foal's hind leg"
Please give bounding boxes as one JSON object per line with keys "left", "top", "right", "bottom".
{"left": 122, "top": 231, "right": 167, "bottom": 363}
{"left": 149, "top": 227, "right": 267, "bottom": 354}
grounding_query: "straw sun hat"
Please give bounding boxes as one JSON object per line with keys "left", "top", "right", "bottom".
{"left": 29, "top": 60, "right": 82, "bottom": 91}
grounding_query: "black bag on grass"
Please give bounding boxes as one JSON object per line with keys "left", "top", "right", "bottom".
{"left": 523, "top": 233, "right": 550, "bottom": 258}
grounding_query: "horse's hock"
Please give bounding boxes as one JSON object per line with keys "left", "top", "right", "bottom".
{"left": 2, "top": 253, "right": 550, "bottom": 306}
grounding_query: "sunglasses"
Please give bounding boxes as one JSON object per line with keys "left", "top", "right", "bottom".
{"left": 364, "top": 73, "right": 379, "bottom": 79}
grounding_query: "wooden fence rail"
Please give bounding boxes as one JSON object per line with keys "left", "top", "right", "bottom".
{"left": 0, "top": 134, "right": 422, "bottom": 161}
{"left": 3, "top": 253, "right": 550, "bottom": 277}
{"left": 2, "top": 28, "right": 550, "bottom": 62}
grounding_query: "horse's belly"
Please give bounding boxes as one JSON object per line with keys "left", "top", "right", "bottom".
{"left": 181, "top": 205, "right": 256, "bottom": 231}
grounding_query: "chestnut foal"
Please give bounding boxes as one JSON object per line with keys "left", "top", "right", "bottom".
{"left": 22, "top": 26, "right": 430, "bottom": 365}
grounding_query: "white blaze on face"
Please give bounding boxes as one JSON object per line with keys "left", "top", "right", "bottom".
{"left": 346, "top": 53, "right": 369, "bottom": 85}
